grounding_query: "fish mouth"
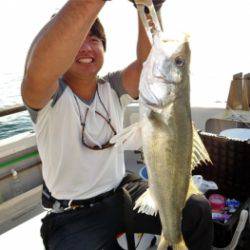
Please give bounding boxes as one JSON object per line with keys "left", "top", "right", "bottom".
{"left": 139, "top": 92, "right": 165, "bottom": 110}
{"left": 139, "top": 79, "right": 176, "bottom": 110}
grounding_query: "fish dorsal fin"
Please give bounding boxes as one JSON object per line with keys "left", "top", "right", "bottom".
{"left": 191, "top": 125, "right": 212, "bottom": 170}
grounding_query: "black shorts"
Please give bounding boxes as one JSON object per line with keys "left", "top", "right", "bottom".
{"left": 41, "top": 171, "right": 213, "bottom": 250}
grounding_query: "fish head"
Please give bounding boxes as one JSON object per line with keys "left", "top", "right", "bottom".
{"left": 139, "top": 34, "right": 191, "bottom": 111}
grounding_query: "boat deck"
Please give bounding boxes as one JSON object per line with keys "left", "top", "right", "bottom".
{"left": 0, "top": 212, "right": 45, "bottom": 249}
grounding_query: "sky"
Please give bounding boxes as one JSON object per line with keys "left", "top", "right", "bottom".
{"left": 0, "top": 0, "right": 250, "bottom": 105}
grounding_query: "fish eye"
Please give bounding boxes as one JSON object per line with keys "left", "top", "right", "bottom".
{"left": 175, "top": 56, "right": 185, "bottom": 67}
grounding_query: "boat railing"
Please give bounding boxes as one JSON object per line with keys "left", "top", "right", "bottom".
{"left": 0, "top": 104, "right": 26, "bottom": 118}
{"left": 0, "top": 104, "right": 42, "bottom": 205}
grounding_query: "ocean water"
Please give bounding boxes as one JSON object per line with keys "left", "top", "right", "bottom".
{"left": 0, "top": 112, "right": 33, "bottom": 140}
{"left": 0, "top": 73, "right": 33, "bottom": 140}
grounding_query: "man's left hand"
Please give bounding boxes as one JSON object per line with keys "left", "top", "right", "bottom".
{"left": 129, "top": 0, "right": 166, "bottom": 11}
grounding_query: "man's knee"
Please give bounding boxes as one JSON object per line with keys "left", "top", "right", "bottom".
{"left": 182, "top": 194, "right": 212, "bottom": 232}
{"left": 184, "top": 194, "right": 212, "bottom": 218}
{"left": 182, "top": 194, "right": 214, "bottom": 250}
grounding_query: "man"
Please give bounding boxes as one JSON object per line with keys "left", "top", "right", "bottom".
{"left": 21, "top": 0, "right": 213, "bottom": 249}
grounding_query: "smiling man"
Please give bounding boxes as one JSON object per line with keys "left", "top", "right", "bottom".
{"left": 21, "top": 0, "right": 213, "bottom": 249}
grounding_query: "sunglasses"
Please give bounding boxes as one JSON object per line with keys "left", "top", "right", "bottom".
{"left": 81, "top": 108, "right": 117, "bottom": 150}
{"left": 74, "top": 90, "right": 117, "bottom": 150}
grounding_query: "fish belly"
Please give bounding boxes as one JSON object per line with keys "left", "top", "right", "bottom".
{"left": 141, "top": 105, "right": 193, "bottom": 245}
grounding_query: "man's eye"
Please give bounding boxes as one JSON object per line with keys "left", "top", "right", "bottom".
{"left": 91, "top": 38, "right": 100, "bottom": 43}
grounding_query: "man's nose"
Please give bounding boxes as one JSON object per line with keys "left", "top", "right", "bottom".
{"left": 79, "top": 41, "right": 92, "bottom": 52}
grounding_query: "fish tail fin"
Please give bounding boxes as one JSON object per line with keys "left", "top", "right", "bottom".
{"left": 173, "top": 239, "right": 188, "bottom": 250}
{"left": 133, "top": 188, "right": 158, "bottom": 216}
{"left": 157, "top": 234, "right": 169, "bottom": 250}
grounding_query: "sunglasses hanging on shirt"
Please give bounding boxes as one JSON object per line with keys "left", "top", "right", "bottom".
{"left": 73, "top": 87, "right": 117, "bottom": 150}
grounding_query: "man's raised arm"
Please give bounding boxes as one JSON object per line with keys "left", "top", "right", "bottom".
{"left": 21, "top": 0, "right": 104, "bottom": 110}
{"left": 121, "top": 3, "right": 165, "bottom": 99}
{"left": 121, "top": 14, "right": 151, "bottom": 99}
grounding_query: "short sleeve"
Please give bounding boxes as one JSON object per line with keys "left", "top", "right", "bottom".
{"left": 24, "top": 79, "right": 67, "bottom": 124}
{"left": 103, "top": 71, "right": 127, "bottom": 98}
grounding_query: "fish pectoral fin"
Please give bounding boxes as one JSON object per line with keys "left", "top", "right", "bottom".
{"left": 133, "top": 188, "right": 158, "bottom": 216}
{"left": 191, "top": 125, "right": 212, "bottom": 170}
{"left": 110, "top": 122, "right": 143, "bottom": 150}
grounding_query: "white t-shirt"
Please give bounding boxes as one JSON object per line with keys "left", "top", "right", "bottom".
{"left": 27, "top": 72, "right": 129, "bottom": 200}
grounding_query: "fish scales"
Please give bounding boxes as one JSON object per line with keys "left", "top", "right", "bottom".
{"left": 141, "top": 99, "right": 193, "bottom": 243}
{"left": 139, "top": 36, "right": 196, "bottom": 249}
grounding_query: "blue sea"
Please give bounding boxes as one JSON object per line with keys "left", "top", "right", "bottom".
{"left": 0, "top": 73, "right": 33, "bottom": 140}
{"left": 0, "top": 112, "right": 33, "bottom": 140}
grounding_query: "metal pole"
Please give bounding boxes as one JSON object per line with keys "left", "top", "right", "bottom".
{"left": 0, "top": 105, "right": 26, "bottom": 117}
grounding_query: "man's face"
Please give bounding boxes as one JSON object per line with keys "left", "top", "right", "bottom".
{"left": 67, "top": 34, "right": 105, "bottom": 78}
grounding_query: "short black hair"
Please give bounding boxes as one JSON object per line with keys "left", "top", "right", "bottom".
{"left": 51, "top": 14, "right": 106, "bottom": 51}
{"left": 90, "top": 18, "right": 106, "bottom": 51}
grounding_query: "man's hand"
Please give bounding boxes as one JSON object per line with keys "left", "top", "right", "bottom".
{"left": 129, "top": 0, "right": 166, "bottom": 11}
{"left": 121, "top": 0, "right": 165, "bottom": 99}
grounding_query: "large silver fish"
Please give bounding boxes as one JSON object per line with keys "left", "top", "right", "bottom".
{"left": 135, "top": 34, "right": 211, "bottom": 250}
{"left": 110, "top": 34, "right": 211, "bottom": 249}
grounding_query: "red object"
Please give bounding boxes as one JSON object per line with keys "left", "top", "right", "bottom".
{"left": 209, "top": 194, "right": 226, "bottom": 212}
{"left": 116, "top": 233, "right": 124, "bottom": 238}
